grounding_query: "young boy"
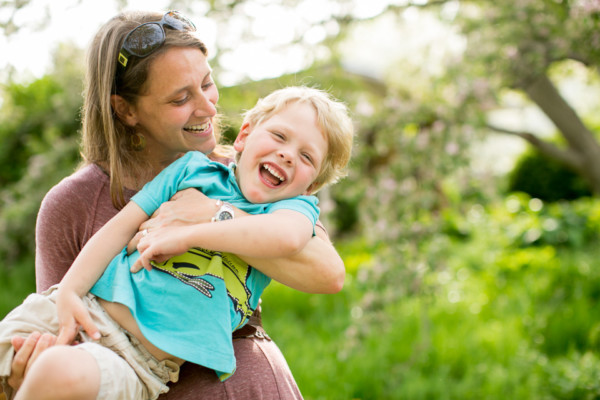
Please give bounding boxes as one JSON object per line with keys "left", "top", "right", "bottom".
{"left": 0, "top": 86, "right": 354, "bottom": 399}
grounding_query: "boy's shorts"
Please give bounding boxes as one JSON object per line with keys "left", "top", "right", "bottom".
{"left": 0, "top": 285, "right": 180, "bottom": 400}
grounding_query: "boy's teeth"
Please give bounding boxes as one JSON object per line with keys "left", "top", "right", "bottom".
{"left": 264, "top": 164, "right": 284, "bottom": 181}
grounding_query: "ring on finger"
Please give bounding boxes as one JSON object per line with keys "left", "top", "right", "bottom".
{"left": 141, "top": 229, "right": 149, "bottom": 237}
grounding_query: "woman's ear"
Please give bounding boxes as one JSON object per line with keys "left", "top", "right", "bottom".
{"left": 233, "top": 122, "right": 251, "bottom": 152}
{"left": 110, "top": 94, "right": 138, "bottom": 127}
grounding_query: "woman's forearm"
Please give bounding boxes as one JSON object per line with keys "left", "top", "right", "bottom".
{"left": 239, "top": 226, "right": 345, "bottom": 294}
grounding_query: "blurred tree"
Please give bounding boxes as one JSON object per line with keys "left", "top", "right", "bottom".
{"left": 192, "top": 0, "right": 600, "bottom": 193}
{"left": 458, "top": 0, "right": 600, "bottom": 194}
{"left": 4, "top": 1, "right": 597, "bottom": 191}
{"left": 0, "top": 43, "right": 83, "bottom": 264}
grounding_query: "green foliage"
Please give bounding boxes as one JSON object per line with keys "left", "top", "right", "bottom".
{"left": 0, "top": 136, "right": 79, "bottom": 263}
{"left": 458, "top": 0, "right": 600, "bottom": 88}
{"left": 497, "top": 193, "right": 600, "bottom": 249}
{"left": 508, "top": 150, "right": 592, "bottom": 202}
{"left": 261, "top": 196, "right": 600, "bottom": 399}
{"left": 0, "top": 255, "right": 35, "bottom": 318}
{"left": 0, "top": 45, "right": 83, "bottom": 265}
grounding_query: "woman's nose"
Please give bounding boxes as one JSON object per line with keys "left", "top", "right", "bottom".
{"left": 194, "top": 91, "right": 217, "bottom": 117}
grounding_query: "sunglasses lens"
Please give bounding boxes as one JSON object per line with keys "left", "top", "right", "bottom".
{"left": 123, "top": 23, "right": 165, "bottom": 56}
{"left": 164, "top": 11, "right": 196, "bottom": 31}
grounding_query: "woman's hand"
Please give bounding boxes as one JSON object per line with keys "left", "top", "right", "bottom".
{"left": 131, "top": 225, "right": 194, "bottom": 272}
{"left": 55, "top": 289, "right": 100, "bottom": 345}
{"left": 7, "top": 332, "right": 56, "bottom": 391}
{"left": 126, "top": 188, "right": 217, "bottom": 254}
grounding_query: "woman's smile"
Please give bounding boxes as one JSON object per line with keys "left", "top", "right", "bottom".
{"left": 184, "top": 121, "right": 213, "bottom": 137}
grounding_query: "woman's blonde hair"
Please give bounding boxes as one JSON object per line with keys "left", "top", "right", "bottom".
{"left": 241, "top": 86, "right": 354, "bottom": 193}
{"left": 81, "top": 10, "right": 216, "bottom": 208}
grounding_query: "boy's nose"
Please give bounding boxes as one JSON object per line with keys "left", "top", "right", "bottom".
{"left": 278, "top": 150, "right": 293, "bottom": 165}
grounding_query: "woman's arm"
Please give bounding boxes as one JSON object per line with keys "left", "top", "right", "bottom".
{"left": 56, "top": 202, "right": 149, "bottom": 344}
{"left": 240, "top": 225, "right": 345, "bottom": 294}
{"left": 134, "top": 189, "right": 345, "bottom": 294}
{"left": 132, "top": 210, "right": 313, "bottom": 271}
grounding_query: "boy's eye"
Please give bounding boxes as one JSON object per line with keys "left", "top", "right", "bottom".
{"left": 272, "top": 131, "right": 285, "bottom": 140}
{"left": 302, "top": 153, "right": 314, "bottom": 164}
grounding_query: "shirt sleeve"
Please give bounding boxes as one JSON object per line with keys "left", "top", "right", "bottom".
{"left": 131, "top": 151, "right": 210, "bottom": 216}
{"left": 265, "top": 195, "right": 320, "bottom": 227}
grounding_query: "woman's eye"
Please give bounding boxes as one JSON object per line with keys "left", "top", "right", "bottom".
{"left": 172, "top": 96, "right": 189, "bottom": 105}
{"left": 202, "top": 81, "right": 214, "bottom": 90}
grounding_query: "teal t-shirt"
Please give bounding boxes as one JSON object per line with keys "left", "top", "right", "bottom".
{"left": 90, "top": 151, "right": 319, "bottom": 380}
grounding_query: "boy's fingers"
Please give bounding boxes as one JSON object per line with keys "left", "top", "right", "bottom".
{"left": 56, "top": 323, "right": 78, "bottom": 345}
{"left": 126, "top": 233, "right": 140, "bottom": 255}
{"left": 130, "top": 260, "right": 143, "bottom": 273}
{"left": 78, "top": 313, "right": 101, "bottom": 341}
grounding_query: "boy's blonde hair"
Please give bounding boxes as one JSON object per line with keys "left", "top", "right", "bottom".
{"left": 241, "top": 86, "right": 354, "bottom": 193}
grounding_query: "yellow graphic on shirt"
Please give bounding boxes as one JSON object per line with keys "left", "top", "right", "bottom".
{"left": 151, "top": 248, "right": 253, "bottom": 326}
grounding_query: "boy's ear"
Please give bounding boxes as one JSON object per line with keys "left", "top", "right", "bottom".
{"left": 233, "top": 122, "right": 251, "bottom": 152}
{"left": 110, "top": 94, "right": 138, "bottom": 127}
{"left": 304, "top": 182, "right": 318, "bottom": 195}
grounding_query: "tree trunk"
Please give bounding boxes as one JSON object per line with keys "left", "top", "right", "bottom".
{"left": 523, "top": 74, "right": 600, "bottom": 194}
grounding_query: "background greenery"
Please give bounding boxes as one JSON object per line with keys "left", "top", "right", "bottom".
{"left": 2, "top": 0, "right": 600, "bottom": 399}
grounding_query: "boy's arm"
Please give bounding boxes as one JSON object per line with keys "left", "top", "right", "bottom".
{"left": 56, "top": 202, "right": 149, "bottom": 344}
{"left": 129, "top": 189, "right": 344, "bottom": 294}
{"left": 132, "top": 210, "right": 313, "bottom": 272}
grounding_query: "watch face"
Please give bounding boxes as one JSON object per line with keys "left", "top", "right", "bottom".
{"left": 218, "top": 211, "right": 233, "bottom": 221}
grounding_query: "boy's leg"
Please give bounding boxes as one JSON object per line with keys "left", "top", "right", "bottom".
{"left": 13, "top": 345, "right": 100, "bottom": 400}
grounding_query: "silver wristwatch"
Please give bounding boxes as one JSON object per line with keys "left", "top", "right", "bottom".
{"left": 212, "top": 200, "right": 235, "bottom": 222}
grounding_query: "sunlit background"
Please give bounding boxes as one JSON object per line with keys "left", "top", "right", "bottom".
{"left": 2, "top": 1, "right": 600, "bottom": 398}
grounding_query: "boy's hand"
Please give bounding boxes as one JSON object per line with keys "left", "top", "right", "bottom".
{"left": 126, "top": 189, "right": 214, "bottom": 255}
{"left": 130, "top": 226, "right": 192, "bottom": 273}
{"left": 55, "top": 289, "right": 100, "bottom": 345}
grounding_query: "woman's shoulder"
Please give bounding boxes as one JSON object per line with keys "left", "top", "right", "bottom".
{"left": 41, "top": 163, "right": 109, "bottom": 206}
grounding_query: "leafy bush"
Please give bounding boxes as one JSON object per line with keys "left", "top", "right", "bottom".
{"left": 497, "top": 193, "right": 600, "bottom": 249}
{"left": 507, "top": 151, "right": 592, "bottom": 202}
{"left": 262, "top": 197, "right": 600, "bottom": 399}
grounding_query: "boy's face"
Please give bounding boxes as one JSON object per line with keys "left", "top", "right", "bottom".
{"left": 233, "top": 101, "right": 327, "bottom": 204}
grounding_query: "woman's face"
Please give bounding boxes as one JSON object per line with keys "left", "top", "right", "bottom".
{"left": 130, "top": 47, "right": 219, "bottom": 166}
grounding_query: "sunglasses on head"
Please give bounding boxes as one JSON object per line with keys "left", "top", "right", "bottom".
{"left": 117, "top": 11, "right": 196, "bottom": 72}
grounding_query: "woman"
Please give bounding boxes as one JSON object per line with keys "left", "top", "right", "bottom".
{"left": 6, "top": 10, "right": 344, "bottom": 399}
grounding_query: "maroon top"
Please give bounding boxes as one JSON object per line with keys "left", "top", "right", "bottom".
{"left": 35, "top": 163, "right": 303, "bottom": 399}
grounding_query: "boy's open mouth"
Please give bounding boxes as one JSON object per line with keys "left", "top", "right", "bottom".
{"left": 261, "top": 163, "right": 286, "bottom": 186}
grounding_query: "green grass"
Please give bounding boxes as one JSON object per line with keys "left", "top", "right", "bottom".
{"left": 261, "top": 228, "right": 600, "bottom": 399}
{"left": 0, "top": 255, "right": 35, "bottom": 319}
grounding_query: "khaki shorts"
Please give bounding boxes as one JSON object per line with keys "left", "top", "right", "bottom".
{"left": 0, "top": 285, "right": 179, "bottom": 400}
